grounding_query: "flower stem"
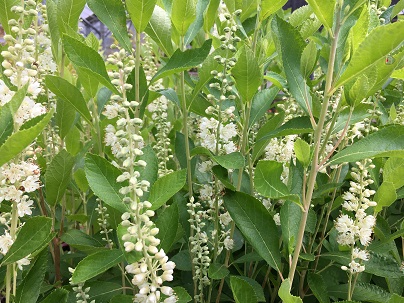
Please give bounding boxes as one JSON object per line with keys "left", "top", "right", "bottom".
{"left": 288, "top": 4, "right": 342, "bottom": 286}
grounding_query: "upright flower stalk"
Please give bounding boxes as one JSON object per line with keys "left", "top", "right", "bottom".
{"left": 103, "top": 48, "right": 177, "bottom": 303}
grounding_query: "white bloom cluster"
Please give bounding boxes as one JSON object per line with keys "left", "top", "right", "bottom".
{"left": 0, "top": 161, "right": 40, "bottom": 216}
{"left": 264, "top": 135, "right": 297, "bottom": 184}
{"left": 187, "top": 197, "right": 211, "bottom": 302}
{"left": 198, "top": 108, "right": 238, "bottom": 154}
{"left": 0, "top": 1, "right": 52, "bottom": 125}
{"left": 104, "top": 48, "right": 176, "bottom": 303}
{"left": 95, "top": 200, "right": 113, "bottom": 248}
{"left": 335, "top": 160, "right": 377, "bottom": 273}
{"left": 147, "top": 96, "right": 174, "bottom": 177}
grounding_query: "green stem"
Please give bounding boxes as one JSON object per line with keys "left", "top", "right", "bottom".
{"left": 288, "top": 5, "right": 342, "bottom": 286}
{"left": 179, "top": 35, "right": 197, "bottom": 300}
{"left": 135, "top": 31, "right": 141, "bottom": 119}
{"left": 6, "top": 202, "right": 19, "bottom": 303}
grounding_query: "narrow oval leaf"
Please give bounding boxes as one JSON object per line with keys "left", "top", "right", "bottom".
{"left": 260, "top": 0, "right": 288, "bottom": 20}
{"left": 15, "top": 250, "right": 48, "bottom": 303}
{"left": 2, "top": 216, "right": 53, "bottom": 265}
{"left": 155, "top": 203, "right": 179, "bottom": 251}
{"left": 300, "top": 40, "right": 318, "bottom": 78}
{"left": 230, "top": 276, "right": 258, "bottom": 303}
{"left": 280, "top": 201, "right": 302, "bottom": 254}
{"left": 72, "top": 249, "right": 124, "bottom": 284}
{"left": 208, "top": 263, "right": 230, "bottom": 280}
{"left": 152, "top": 39, "right": 212, "bottom": 83}
{"left": 254, "top": 160, "right": 299, "bottom": 203}
{"left": 85, "top": 153, "right": 128, "bottom": 213}
{"left": 0, "top": 0, "right": 19, "bottom": 34}
{"left": 329, "top": 125, "right": 404, "bottom": 165}
{"left": 271, "top": 16, "right": 312, "bottom": 114}
{"left": 45, "top": 149, "right": 75, "bottom": 206}
{"left": 305, "top": 0, "right": 335, "bottom": 30}
{"left": 383, "top": 157, "right": 404, "bottom": 189}
{"left": 294, "top": 138, "right": 311, "bottom": 167}
{"left": 55, "top": 99, "right": 76, "bottom": 139}
{"left": 335, "top": 21, "right": 404, "bottom": 88}
{"left": 279, "top": 279, "right": 303, "bottom": 303}
{"left": 249, "top": 87, "right": 279, "bottom": 127}
{"left": 374, "top": 182, "right": 397, "bottom": 213}
{"left": 190, "top": 146, "right": 245, "bottom": 169}
{"left": 224, "top": 191, "right": 282, "bottom": 272}
{"left": 62, "top": 34, "right": 118, "bottom": 94}
{"left": 0, "top": 109, "right": 53, "bottom": 167}
{"left": 60, "top": 229, "right": 104, "bottom": 253}
{"left": 87, "top": 0, "right": 132, "bottom": 52}
{"left": 307, "top": 272, "right": 330, "bottom": 303}
{"left": 171, "top": 0, "right": 197, "bottom": 36}
{"left": 126, "top": 0, "right": 157, "bottom": 33}
{"left": 45, "top": 75, "right": 92, "bottom": 125}
{"left": 40, "top": 289, "right": 69, "bottom": 303}
{"left": 144, "top": 5, "right": 174, "bottom": 56}
{"left": 149, "top": 169, "right": 187, "bottom": 210}
{"left": 57, "top": 0, "right": 86, "bottom": 33}
{"left": 232, "top": 46, "right": 262, "bottom": 103}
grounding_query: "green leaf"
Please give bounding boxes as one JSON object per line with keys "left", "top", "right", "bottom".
{"left": 152, "top": 39, "right": 212, "bottom": 83}
{"left": 60, "top": 229, "right": 105, "bottom": 252}
{"left": 307, "top": 272, "right": 330, "bottom": 303}
{"left": 45, "top": 75, "right": 92, "bottom": 125}
{"left": 249, "top": 87, "right": 279, "bottom": 127}
{"left": 230, "top": 275, "right": 258, "bottom": 303}
{"left": 40, "top": 289, "right": 69, "bottom": 303}
{"left": 126, "top": 0, "right": 157, "bottom": 33}
{"left": 144, "top": 5, "right": 174, "bottom": 56}
{"left": 171, "top": 0, "right": 197, "bottom": 36}
{"left": 329, "top": 282, "right": 392, "bottom": 303}
{"left": 0, "top": 109, "right": 53, "bottom": 167}
{"left": 329, "top": 125, "right": 404, "bottom": 165}
{"left": 174, "top": 287, "right": 192, "bottom": 303}
{"left": 1, "top": 216, "right": 53, "bottom": 265}
{"left": 278, "top": 279, "right": 303, "bottom": 303}
{"left": 184, "top": 0, "right": 209, "bottom": 45}
{"left": 117, "top": 224, "right": 142, "bottom": 263}
{"left": 15, "top": 250, "right": 48, "bottom": 303}
{"left": 85, "top": 153, "right": 128, "bottom": 213}
{"left": 203, "top": 0, "right": 220, "bottom": 32}
{"left": 55, "top": 99, "right": 76, "bottom": 139}
{"left": 254, "top": 160, "right": 299, "bottom": 203}
{"left": 260, "top": 0, "right": 288, "bottom": 20}
{"left": 224, "top": 191, "right": 282, "bottom": 271}
{"left": 136, "top": 145, "right": 158, "bottom": 201}
{"left": 280, "top": 201, "right": 302, "bottom": 254}
{"left": 232, "top": 46, "right": 262, "bottom": 103}
{"left": 383, "top": 158, "right": 404, "bottom": 189}
{"left": 212, "top": 165, "right": 236, "bottom": 190}
{"left": 192, "top": 49, "right": 223, "bottom": 100}
{"left": 300, "top": 40, "right": 318, "bottom": 79}
{"left": 0, "top": 0, "right": 19, "bottom": 35}
{"left": 155, "top": 203, "right": 179, "bottom": 251}
{"left": 344, "top": 68, "right": 377, "bottom": 107}
{"left": 87, "top": 0, "right": 132, "bottom": 52}
{"left": 57, "top": 0, "right": 86, "bottom": 33}
{"left": 235, "top": 276, "right": 266, "bottom": 302}
{"left": 305, "top": 0, "right": 335, "bottom": 30}
{"left": 149, "top": 169, "right": 187, "bottom": 210}
{"left": 72, "top": 249, "right": 124, "bottom": 284}
{"left": 110, "top": 295, "right": 134, "bottom": 303}
{"left": 388, "top": 294, "right": 404, "bottom": 303}
{"left": 335, "top": 21, "right": 404, "bottom": 88}
{"left": 208, "top": 263, "right": 230, "bottom": 280}
{"left": 62, "top": 35, "right": 118, "bottom": 94}
{"left": 191, "top": 146, "right": 245, "bottom": 169}
{"left": 45, "top": 149, "right": 75, "bottom": 206}
{"left": 374, "top": 181, "right": 397, "bottom": 213}
{"left": 294, "top": 138, "right": 311, "bottom": 167}
{"left": 271, "top": 16, "right": 312, "bottom": 114}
